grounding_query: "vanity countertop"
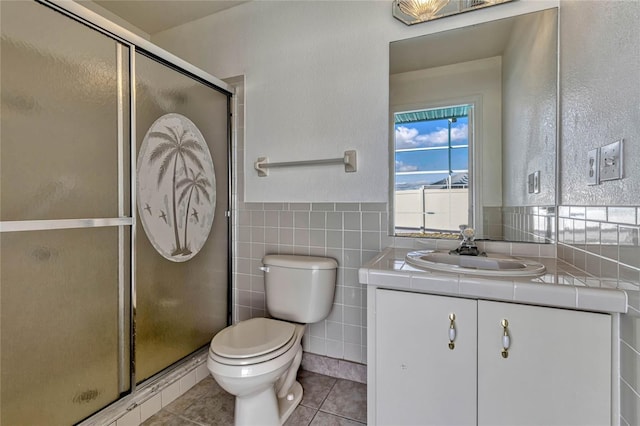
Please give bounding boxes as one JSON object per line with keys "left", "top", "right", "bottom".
{"left": 359, "top": 247, "right": 628, "bottom": 314}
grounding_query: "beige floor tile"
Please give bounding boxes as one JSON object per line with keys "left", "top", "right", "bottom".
{"left": 284, "top": 405, "right": 317, "bottom": 426}
{"left": 298, "top": 370, "right": 337, "bottom": 409}
{"left": 319, "top": 379, "right": 366, "bottom": 423}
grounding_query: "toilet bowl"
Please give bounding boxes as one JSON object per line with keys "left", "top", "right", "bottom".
{"left": 207, "top": 255, "right": 338, "bottom": 426}
{"left": 208, "top": 318, "right": 305, "bottom": 425}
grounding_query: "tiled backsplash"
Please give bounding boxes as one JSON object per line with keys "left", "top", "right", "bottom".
{"left": 557, "top": 205, "right": 640, "bottom": 426}
{"left": 557, "top": 206, "right": 640, "bottom": 286}
{"left": 502, "top": 205, "right": 556, "bottom": 243}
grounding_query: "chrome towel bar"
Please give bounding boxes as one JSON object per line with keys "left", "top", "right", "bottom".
{"left": 254, "top": 150, "right": 357, "bottom": 177}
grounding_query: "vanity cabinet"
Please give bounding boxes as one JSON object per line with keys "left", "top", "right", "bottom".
{"left": 374, "top": 289, "right": 612, "bottom": 426}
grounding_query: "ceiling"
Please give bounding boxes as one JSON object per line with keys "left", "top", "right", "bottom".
{"left": 390, "top": 15, "right": 515, "bottom": 74}
{"left": 90, "top": 0, "right": 249, "bottom": 34}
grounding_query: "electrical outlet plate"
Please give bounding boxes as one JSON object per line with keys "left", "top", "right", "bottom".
{"left": 587, "top": 148, "right": 599, "bottom": 185}
{"left": 600, "top": 139, "right": 623, "bottom": 182}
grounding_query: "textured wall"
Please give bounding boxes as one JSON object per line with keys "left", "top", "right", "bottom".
{"left": 502, "top": 9, "right": 557, "bottom": 207}
{"left": 559, "top": 0, "right": 640, "bottom": 205}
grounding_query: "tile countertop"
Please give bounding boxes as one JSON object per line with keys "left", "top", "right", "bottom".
{"left": 359, "top": 247, "right": 629, "bottom": 314}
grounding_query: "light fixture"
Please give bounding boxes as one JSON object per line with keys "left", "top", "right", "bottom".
{"left": 392, "top": 0, "right": 514, "bottom": 26}
{"left": 395, "top": 0, "right": 450, "bottom": 21}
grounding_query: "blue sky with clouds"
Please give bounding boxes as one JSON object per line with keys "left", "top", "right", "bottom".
{"left": 394, "top": 117, "right": 469, "bottom": 188}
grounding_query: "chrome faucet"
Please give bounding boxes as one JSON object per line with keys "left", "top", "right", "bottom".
{"left": 449, "top": 225, "right": 485, "bottom": 256}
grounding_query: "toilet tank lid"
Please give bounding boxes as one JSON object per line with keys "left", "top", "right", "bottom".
{"left": 263, "top": 254, "right": 338, "bottom": 270}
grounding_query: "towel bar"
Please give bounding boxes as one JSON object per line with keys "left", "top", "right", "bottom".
{"left": 255, "top": 150, "right": 357, "bottom": 177}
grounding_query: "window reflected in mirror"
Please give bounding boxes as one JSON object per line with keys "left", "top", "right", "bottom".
{"left": 394, "top": 105, "right": 471, "bottom": 238}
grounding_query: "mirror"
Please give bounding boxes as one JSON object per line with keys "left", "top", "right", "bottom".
{"left": 390, "top": 8, "right": 558, "bottom": 243}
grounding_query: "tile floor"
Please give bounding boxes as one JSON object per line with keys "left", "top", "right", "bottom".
{"left": 142, "top": 370, "right": 367, "bottom": 426}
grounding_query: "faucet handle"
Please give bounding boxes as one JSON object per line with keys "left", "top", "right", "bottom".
{"left": 462, "top": 227, "right": 475, "bottom": 240}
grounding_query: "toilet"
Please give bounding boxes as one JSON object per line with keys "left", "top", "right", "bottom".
{"left": 207, "top": 254, "right": 338, "bottom": 426}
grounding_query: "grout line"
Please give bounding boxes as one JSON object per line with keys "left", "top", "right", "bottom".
{"left": 306, "top": 408, "right": 319, "bottom": 426}
{"left": 174, "top": 413, "right": 208, "bottom": 426}
{"left": 316, "top": 408, "right": 367, "bottom": 425}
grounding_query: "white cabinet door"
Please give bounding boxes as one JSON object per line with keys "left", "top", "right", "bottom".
{"left": 376, "top": 289, "right": 477, "bottom": 426}
{"left": 477, "top": 300, "right": 611, "bottom": 426}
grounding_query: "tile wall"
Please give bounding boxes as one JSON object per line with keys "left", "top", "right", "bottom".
{"left": 557, "top": 205, "right": 640, "bottom": 426}
{"left": 557, "top": 206, "right": 640, "bottom": 285}
{"left": 502, "top": 205, "right": 556, "bottom": 243}
{"left": 234, "top": 200, "right": 387, "bottom": 364}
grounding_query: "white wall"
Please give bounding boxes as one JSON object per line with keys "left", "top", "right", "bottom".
{"left": 152, "top": 0, "right": 558, "bottom": 203}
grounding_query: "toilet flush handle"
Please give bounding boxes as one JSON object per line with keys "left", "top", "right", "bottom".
{"left": 260, "top": 266, "right": 270, "bottom": 273}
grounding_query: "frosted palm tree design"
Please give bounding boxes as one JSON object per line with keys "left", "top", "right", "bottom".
{"left": 176, "top": 168, "right": 212, "bottom": 255}
{"left": 148, "top": 125, "right": 205, "bottom": 255}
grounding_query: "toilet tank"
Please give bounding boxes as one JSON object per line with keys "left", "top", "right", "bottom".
{"left": 262, "top": 255, "right": 338, "bottom": 323}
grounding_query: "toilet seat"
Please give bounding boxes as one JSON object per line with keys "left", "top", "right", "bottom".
{"left": 209, "top": 318, "right": 298, "bottom": 366}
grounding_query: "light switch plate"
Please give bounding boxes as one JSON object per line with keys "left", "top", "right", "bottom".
{"left": 528, "top": 173, "right": 534, "bottom": 193}
{"left": 600, "top": 139, "right": 623, "bottom": 182}
{"left": 533, "top": 170, "right": 540, "bottom": 194}
{"left": 587, "top": 148, "right": 599, "bottom": 185}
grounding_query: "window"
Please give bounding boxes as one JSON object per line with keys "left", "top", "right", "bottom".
{"left": 394, "top": 105, "right": 471, "bottom": 237}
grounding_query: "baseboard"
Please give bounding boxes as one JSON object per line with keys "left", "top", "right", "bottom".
{"left": 301, "top": 352, "right": 367, "bottom": 384}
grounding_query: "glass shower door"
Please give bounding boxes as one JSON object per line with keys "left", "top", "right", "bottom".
{"left": 134, "top": 52, "right": 229, "bottom": 382}
{"left": 1, "top": 1, "right": 131, "bottom": 424}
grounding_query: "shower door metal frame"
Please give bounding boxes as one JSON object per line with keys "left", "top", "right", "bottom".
{"left": 1, "top": 0, "right": 234, "bottom": 406}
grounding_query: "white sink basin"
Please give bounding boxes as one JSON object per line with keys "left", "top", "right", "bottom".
{"left": 405, "top": 250, "right": 546, "bottom": 277}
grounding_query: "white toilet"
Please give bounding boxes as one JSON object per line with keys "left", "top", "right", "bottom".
{"left": 207, "top": 254, "right": 338, "bottom": 426}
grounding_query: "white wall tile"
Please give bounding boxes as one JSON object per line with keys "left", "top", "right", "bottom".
{"left": 180, "top": 370, "right": 197, "bottom": 394}
{"left": 195, "top": 362, "right": 210, "bottom": 382}
{"left": 326, "top": 339, "right": 344, "bottom": 359}
{"left": 344, "top": 342, "right": 363, "bottom": 363}
{"left": 344, "top": 324, "right": 362, "bottom": 345}
{"left": 310, "top": 212, "right": 326, "bottom": 229}
{"left": 161, "top": 380, "right": 181, "bottom": 407}
{"left": 115, "top": 408, "right": 140, "bottom": 426}
{"left": 140, "top": 394, "right": 162, "bottom": 423}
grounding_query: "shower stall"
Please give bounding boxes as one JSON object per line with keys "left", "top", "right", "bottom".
{"left": 0, "top": 1, "right": 231, "bottom": 424}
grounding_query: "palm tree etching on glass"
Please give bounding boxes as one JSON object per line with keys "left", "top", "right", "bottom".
{"left": 176, "top": 168, "right": 211, "bottom": 256}
{"left": 147, "top": 124, "right": 207, "bottom": 256}
{"left": 137, "top": 113, "right": 217, "bottom": 262}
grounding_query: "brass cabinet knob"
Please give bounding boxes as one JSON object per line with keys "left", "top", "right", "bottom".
{"left": 501, "top": 318, "right": 510, "bottom": 358}
{"left": 448, "top": 313, "right": 456, "bottom": 350}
